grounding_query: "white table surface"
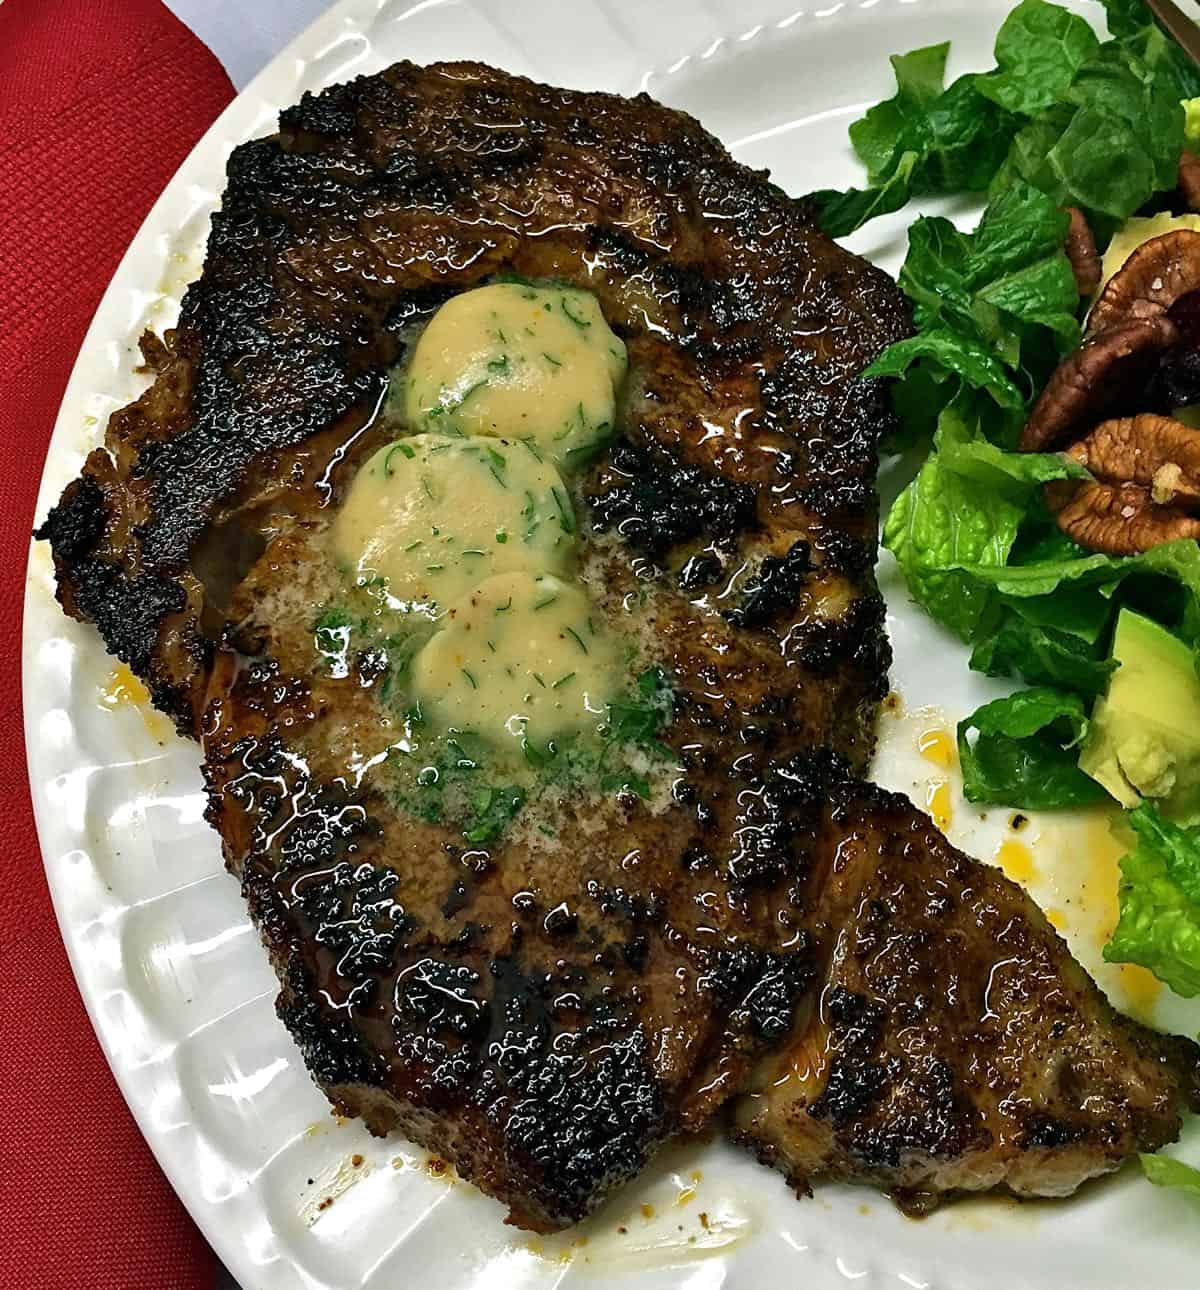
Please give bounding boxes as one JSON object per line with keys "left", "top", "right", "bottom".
{"left": 164, "top": 0, "right": 334, "bottom": 88}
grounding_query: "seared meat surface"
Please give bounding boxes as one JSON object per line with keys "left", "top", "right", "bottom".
{"left": 38, "top": 61, "right": 1200, "bottom": 1230}
{"left": 733, "top": 786, "right": 1200, "bottom": 1208}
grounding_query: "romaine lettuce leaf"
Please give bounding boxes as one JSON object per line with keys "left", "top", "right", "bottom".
{"left": 846, "top": 43, "right": 1016, "bottom": 192}
{"left": 1098, "top": 2, "right": 1200, "bottom": 102}
{"left": 987, "top": 103, "right": 1074, "bottom": 206}
{"left": 1001, "top": 581, "right": 1114, "bottom": 641}
{"left": 851, "top": 43, "right": 951, "bottom": 182}
{"left": 812, "top": 0, "right": 1194, "bottom": 237}
{"left": 885, "top": 447, "right": 1026, "bottom": 640}
{"left": 969, "top": 608, "right": 1116, "bottom": 694}
{"left": 1100, "top": 0, "right": 1151, "bottom": 41}
{"left": 814, "top": 42, "right": 1016, "bottom": 234}
{"left": 867, "top": 180, "right": 1080, "bottom": 451}
{"left": 987, "top": 25, "right": 1189, "bottom": 236}
{"left": 898, "top": 182, "right": 1080, "bottom": 357}
{"left": 1141, "top": 1153, "right": 1200, "bottom": 1196}
{"left": 865, "top": 329, "right": 1026, "bottom": 415}
{"left": 919, "top": 73, "right": 1022, "bottom": 192}
{"left": 813, "top": 151, "right": 919, "bottom": 238}
{"left": 879, "top": 396, "right": 1200, "bottom": 697}
{"left": 882, "top": 397, "right": 1083, "bottom": 637}
{"left": 1047, "top": 105, "right": 1155, "bottom": 220}
{"left": 957, "top": 686, "right": 1108, "bottom": 808}
{"left": 975, "top": 0, "right": 1100, "bottom": 117}
{"left": 1067, "top": 30, "right": 1185, "bottom": 195}
{"left": 1123, "top": 12, "right": 1200, "bottom": 101}
{"left": 1104, "top": 804, "right": 1200, "bottom": 996}
{"left": 957, "top": 538, "right": 1200, "bottom": 646}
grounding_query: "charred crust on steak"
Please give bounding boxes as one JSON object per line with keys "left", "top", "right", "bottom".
{"left": 299, "top": 862, "right": 415, "bottom": 984}
{"left": 677, "top": 552, "right": 725, "bottom": 592}
{"left": 724, "top": 749, "right": 847, "bottom": 888}
{"left": 276, "top": 954, "right": 386, "bottom": 1089}
{"left": 724, "top": 540, "right": 813, "bottom": 629}
{"left": 477, "top": 957, "right": 668, "bottom": 1218}
{"left": 806, "top": 986, "right": 984, "bottom": 1170}
{"left": 734, "top": 782, "right": 1200, "bottom": 1202}
{"left": 35, "top": 472, "right": 199, "bottom": 725}
{"left": 701, "top": 945, "right": 817, "bottom": 1044}
{"left": 785, "top": 593, "right": 892, "bottom": 691}
{"left": 1019, "top": 1112, "right": 1087, "bottom": 1150}
{"left": 807, "top": 987, "right": 889, "bottom": 1127}
{"left": 246, "top": 870, "right": 385, "bottom": 1088}
{"left": 810, "top": 528, "right": 873, "bottom": 579}
{"left": 586, "top": 436, "right": 759, "bottom": 564}
{"left": 35, "top": 474, "right": 107, "bottom": 562}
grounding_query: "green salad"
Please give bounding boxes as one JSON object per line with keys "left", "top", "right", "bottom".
{"left": 814, "top": 0, "right": 1200, "bottom": 1193}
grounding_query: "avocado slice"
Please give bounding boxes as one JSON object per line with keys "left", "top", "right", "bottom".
{"left": 1079, "top": 609, "right": 1200, "bottom": 824}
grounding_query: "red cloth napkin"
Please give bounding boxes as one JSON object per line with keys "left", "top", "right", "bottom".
{"left": 1, "top": 2, "right": 234, "bottom": 1285}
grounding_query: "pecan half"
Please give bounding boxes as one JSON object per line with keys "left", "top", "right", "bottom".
{"left": 1065, "top": 414, "right": 1200, "bottom": 503}
{"left": 1181, "top": 150, "right": 1200, "bottom": 213}
{"left": 1064, "top": 207, "right": 1101, "bottom": 298}
{"left": 1045, "top": 479, "right": 1200, "bottom": 555}
{"left": 1088, "top": 229, "right": 1200, "bottom": 336}
{"left": 1022, "top": 228, "right": 1200, "bottom": 555}
{"left": 1019, "top": 317, "right": 1178, "bottom": 452}
{"left": 1050, "top": 415, "right": 1200, "bottom": 553}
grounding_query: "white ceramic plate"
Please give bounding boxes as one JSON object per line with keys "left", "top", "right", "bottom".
{"left": 23, "top": 1, "right": 1200, "bottom": 1287}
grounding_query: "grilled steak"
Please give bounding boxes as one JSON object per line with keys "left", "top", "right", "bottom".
{"left": 38, "top": 61, "right": 1200, "bottom": 1230}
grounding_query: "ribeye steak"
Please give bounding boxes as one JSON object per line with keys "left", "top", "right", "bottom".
{"left": 38, "top": 62, "right": 1200, "bottom": 1230}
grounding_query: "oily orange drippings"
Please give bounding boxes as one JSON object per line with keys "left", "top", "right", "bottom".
{"left": 926, "top": 780, "right": 953, "bottom": 831}
{"left": 918, "top": 726, "right": 956, "bottom": 771}
{"left": 98, "top": 663, "right": 150, "bottom": 711}
{"left": 995, "top": 838, "right": 1035, "bottom": 884}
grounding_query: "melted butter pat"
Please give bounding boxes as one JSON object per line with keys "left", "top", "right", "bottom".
{"left": 332, "top": 434, "right": 575, "bottom": 613}
{"left": 412, "top": 571, "right": 622, "bottom": 744}
{"left": 405, "top": 283, "right": 627, "bottom": 468}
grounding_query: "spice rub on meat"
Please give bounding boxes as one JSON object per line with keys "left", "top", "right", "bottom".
{"left": 37, "top": 61, "right": 1200, "bottom": 1230}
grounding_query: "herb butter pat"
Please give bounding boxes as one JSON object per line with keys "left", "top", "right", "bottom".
{"left": 332, "top": 434, "right": 575, "bottom": 612}
{"left": 405, "top": 282, "right": 627, "bottom": 467}
{"left": 411, "top": 571, "right": 623, "bottom": 744}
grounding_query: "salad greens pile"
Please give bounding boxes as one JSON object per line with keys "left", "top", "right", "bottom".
{"left": 814, "top": 0, "right": 1200, "bottom": 242}
{"left": 815, "top": 0, "right": 1200, "bottom": 1191}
